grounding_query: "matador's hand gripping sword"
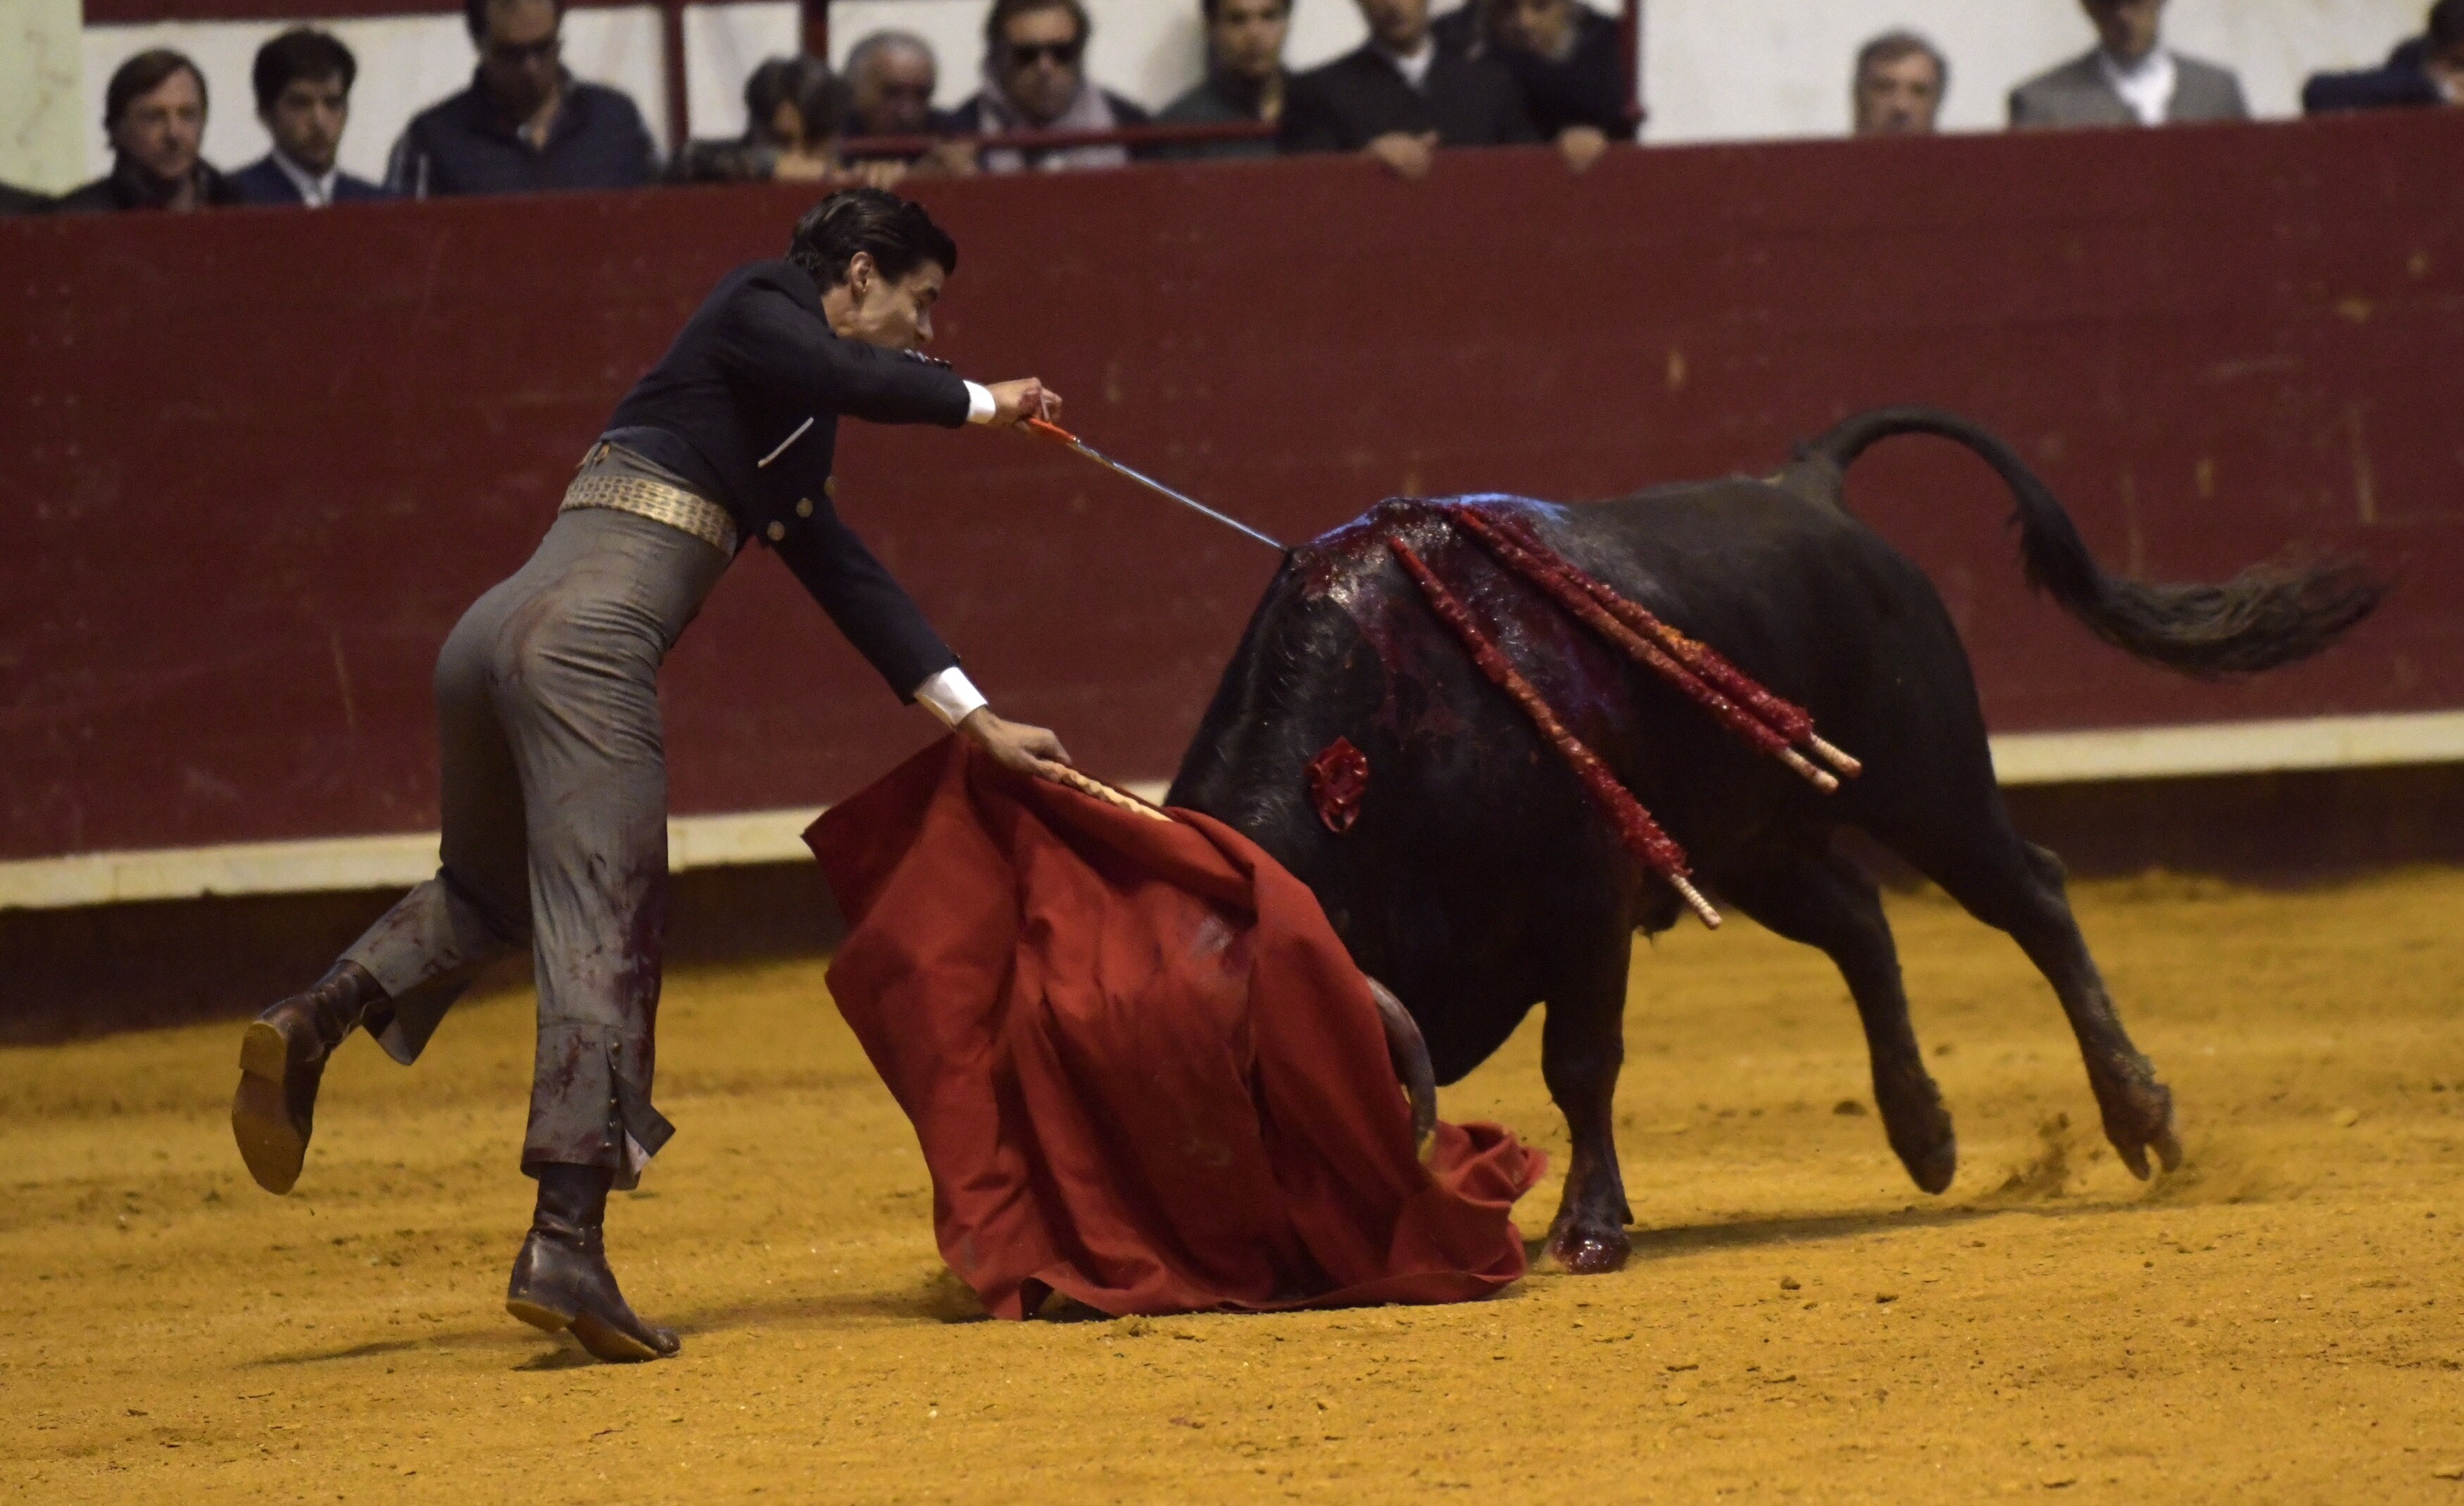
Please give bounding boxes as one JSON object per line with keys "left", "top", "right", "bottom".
{"left": 1025, "top": 418, "right": 1287, "bottom": 553}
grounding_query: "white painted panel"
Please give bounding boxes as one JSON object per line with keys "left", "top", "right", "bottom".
{"left": 7, "top": 718, "right": 2463, "bottom": 910}
{"left": 1644, "top": 0, "right": 2426, "bottom": 142}
{"left": 683, "top": 0, "right": 800, "bottom": 142}
{"left": 82, "top": 8, "right": 667, "bottom": 187}
{"left": 2, "top": 0, "right": 85, "bottom": 192}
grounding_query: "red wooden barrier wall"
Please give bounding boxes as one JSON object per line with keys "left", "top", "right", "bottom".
{"left": 3, "top": 112, "right": 2459, "bottom": 864}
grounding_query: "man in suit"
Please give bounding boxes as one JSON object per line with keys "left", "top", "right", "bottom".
{"left": 230, "top": 188, "right": 1073, "bottom": 1364}
{"left": 1157, "top": 0, "right": 1290, "bottom": 161}
{"left": 2303, "top": 0, "right": 2464, "bottom": 113}
{"left": 1281, "top": 0, "right": 1536, "bottom": 180}
{"left": 2009, "top": 0, "right": 2248, "bottom": 129}
{"left": 229, "top": 30, "right": 388, "bottom": 207}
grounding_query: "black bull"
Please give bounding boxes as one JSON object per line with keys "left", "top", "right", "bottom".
{"left": 1167, "top": 406, "right": 2382, "bottom": 1273}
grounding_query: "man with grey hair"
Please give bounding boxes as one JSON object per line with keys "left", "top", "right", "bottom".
{"left": 2010, "top": 0, "right": 2248, "bottom": 128}
{"left": 1853, "top": 30, "right": 1947, "bottom": 135}
{"left": 842, "top": 29, "right": 976, "bottom": 172}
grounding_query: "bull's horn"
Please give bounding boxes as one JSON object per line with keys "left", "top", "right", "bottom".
{"left": 1367, "top": 977, "right": 1438, "bottom": 1153}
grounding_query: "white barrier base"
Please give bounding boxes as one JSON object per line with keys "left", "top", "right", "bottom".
{"left": 8, "top": 712, "right": 2463, "bottom": 912}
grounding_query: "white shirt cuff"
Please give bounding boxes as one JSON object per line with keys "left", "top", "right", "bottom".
{"left": 914, "top": 665, "right": 988, "bottom": 727}
{"left": 963, "top": 381, "right": 996, "bottom": 425}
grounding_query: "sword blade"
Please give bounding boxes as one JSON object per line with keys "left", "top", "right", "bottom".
{"left": 1064, "top": 438, "right": 1286, "bottom": 552}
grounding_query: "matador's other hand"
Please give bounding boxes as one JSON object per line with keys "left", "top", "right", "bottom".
{"left": 960, "top": 707, "right": 1074, "bottom": 781}
{"left": 982, "top": 379, "right": 1062, "bottom": 429}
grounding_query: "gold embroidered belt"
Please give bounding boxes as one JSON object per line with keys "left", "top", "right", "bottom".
{"left": 559, "top": 472, "right": 738, "bottom": 556}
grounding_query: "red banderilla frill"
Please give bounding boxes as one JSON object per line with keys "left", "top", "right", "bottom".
{"left": 1446, "top": 507, "right": 1842, "bottom": 793}
{"left": 1389, "top": 539, "right": 1723, "bottom": 931}
{"left": 1473, "top": 509, "right": 1862, "bottom": 780}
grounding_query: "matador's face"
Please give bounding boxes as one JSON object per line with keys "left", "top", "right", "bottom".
{"left": 830, "top": 253, "right": 947, "bottom": 351}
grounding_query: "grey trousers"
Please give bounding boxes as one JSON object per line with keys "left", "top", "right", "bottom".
{"left": 340, "top": 501, "right": 729, "bottom": 1186}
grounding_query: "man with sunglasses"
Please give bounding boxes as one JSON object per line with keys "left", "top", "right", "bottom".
{"left": 385, "top": 0, "right": 656, "bottom": 196}
{"left": 953, "top": 0, "right": 1151, "bottom": 172}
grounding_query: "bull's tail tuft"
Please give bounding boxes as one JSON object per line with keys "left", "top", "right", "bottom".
{"left": 1800, "top": 406, "right": 2385, "bottom": 677}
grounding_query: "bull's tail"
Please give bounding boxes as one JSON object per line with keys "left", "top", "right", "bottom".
{"left": 1795, "top": 406, "right": 2384, "bottom": 677}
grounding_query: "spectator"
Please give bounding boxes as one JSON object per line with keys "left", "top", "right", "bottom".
{"left": 0, "top": 183, "right": 49, "bottom": 215}
{"left": 2009, "top": 0, "right": 2248, "bottom": 129}
{"left": 1157, "top": 0, "right": 1290, "bottom": 161}
{"left": 841, "top": 31, "right": 978, "bottom": 175}
{"left": 670, "top": 55, "right": 847, "bottom": 183}
{"left": 1854, "top": 30, "right": 1948, "bottom": 136}
{"left": 2303, "top": 0, "right": 2464, "bottom": 113}
{"left": 54, "top": 50, "right": 240, "bottom": 213}
{"left": 1280, "top": 0, "right": 1538, "bottom": 180}
{"left": 386, "top": 0, "right": 656, "bottom": 197}
{"left": 954, "top": 0, "right": 1150, "bottom": 172}
{"left": 1483, "top": 0, "right": 1635, "bottom": 172}
{"left": 230, "top": 29, "right": 388, "bottom": 206}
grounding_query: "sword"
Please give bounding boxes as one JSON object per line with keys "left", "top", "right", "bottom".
{"left": 1026, "top": 418, "right": 1286, "bottom": 553}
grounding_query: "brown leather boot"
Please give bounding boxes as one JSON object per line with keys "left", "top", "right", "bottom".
{"left": 231, "top": 961, "right": 384, "bottom": 1195}
{"left": 506, "top": 1164, "right": 680, "bottom": 1363}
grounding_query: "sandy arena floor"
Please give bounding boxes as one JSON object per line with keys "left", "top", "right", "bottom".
{"left": 6, "top": 868, "right": 2463, "bottom": 1503}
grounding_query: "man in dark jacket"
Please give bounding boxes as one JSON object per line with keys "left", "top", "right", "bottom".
{"left": 54, "top": 50, "right": 242, "bottom": 213}
{"left": 2303, "top": 0, "right": 2464, "bottom": 113}
{"left": 230, "top": 189, "right": 1071, "bottom": 1364}
{"left": 229, "top": 30, "right": 389, "bottom": 207}
{"left": 1280, "top": 0, "right": 1536, "bottom": 180}
{"left": 1477, "top": 0, "right": 1634, "bottom": 170}
{"left": 954, "top": 0, "right": 1152, "bottom": 172}
{"left": 1157, "top": 0, "right": 1290, "bottom": 161}
{"left": 0, "top": 183, "right": 49, "bottom": 215}
{"left": 386, "top": 0, "right": 655, "bottom": 196}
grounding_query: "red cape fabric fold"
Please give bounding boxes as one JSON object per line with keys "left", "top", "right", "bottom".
{"left": 807, "top": 738, "right": 1544, "bottom": 1319}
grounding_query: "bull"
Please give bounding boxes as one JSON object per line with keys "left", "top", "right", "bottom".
{"left": 1167, "top": 406, "right": 2381, "bottom": 1273}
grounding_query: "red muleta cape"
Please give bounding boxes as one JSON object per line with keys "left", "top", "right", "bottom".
{"left": 806, "top": 739, "right": 1544, "bottom": 1319}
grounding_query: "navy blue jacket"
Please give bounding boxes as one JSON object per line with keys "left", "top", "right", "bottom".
{"left": 601, "top": 260, "right": 974, "bottom": 696}
{"left": 1280, "top": 43, "right": 1538, "bottom": 153}
{"left": 227, "top": 154, "right": 389, "bottom": 206}
{"left": 386, "top": 71, "right": 655, "bottom": 197}
{"left": 2303, "top": 39, "right": 2448, "bottom": 113}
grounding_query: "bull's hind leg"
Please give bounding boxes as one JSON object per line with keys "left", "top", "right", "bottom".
{"left": 1711, "top": 843, "right": 1957, "bottom": 1193}
{"left": 1897, "top": 817, "right": 2182, "bottom": 1179}
{"left": 1540, "top": 932, "right": 1638, "bottom": 1274}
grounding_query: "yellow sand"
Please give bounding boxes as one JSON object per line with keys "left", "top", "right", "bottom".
{"left": 6, "top": 870, "right": 2464, "bottom": 1503}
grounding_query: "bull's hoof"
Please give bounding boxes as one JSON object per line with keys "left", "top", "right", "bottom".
{"left": 1547, "top": 1224, "right": 1630, "bottom": 1275}
{"left": 1902, "top": 1134, "right": 1959, "bottom": 1196}
{"left": 2096, "top": 1072, "right": 2182, "bottom": 1181}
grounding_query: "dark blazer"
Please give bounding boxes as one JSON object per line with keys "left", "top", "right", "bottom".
{"left": 601, "top": 261, "right": 975, "bottom": 696}
{"left": 51, "top": 157, "right": 243, "bottom": 213}
{"left": 1280, "top": 42, "right": 1538, "bottom": 153}
{"left": 2009, "top": 50, "right": 2250, "bottom": 127}
{"left": 0, "top": 181, "right": 49, "bottom": 215}
{"left": 385, "top": 71, "right": 655, "bottom": 197}
{"left": 2303, "top": 38, "right": 2449, "bottom": 113}
{"left": 227, "top": 154, "right": 389, "bottom": 206}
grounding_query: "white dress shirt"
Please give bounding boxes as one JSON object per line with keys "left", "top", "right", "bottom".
{"left": 2097, "top": 46, "right": 2179, "bottom": 127}
{"left": 270, "top": 148, "right": 342, "bottom": 208}
{"left": 1376, "top": 37, "right": 1438, "bottom": 92}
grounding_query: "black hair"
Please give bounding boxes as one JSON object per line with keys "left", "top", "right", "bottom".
{"left": 252, "top": 28, "right": 358, "bottom": 113}
{"left": 463, "top": 0, "right": 565, "bottom": 43}
{"left": 104, "top": 49, "right": 206, "bottom": 131}
{"left": 787, "top": 187, "right": 959, "bottom": 290}
{"left": 2432, "top": 0, "right": 2464, "bottom": 51}
{"left": 1200, "top": 0, "right": 1290, "bottom": 23}
{"left": 1855, "top": 30, "right": 1949, "bottom": 92}
{"left": 743, "top": 55, "right": 847, "bottom": 146}
{"left": 984, "top": 0, "right": 1090, "bottom": 58}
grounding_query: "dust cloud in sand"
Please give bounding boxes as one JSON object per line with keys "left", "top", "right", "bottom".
{"left": 6, "top": 870, "right": 2463, "bottom": 1502}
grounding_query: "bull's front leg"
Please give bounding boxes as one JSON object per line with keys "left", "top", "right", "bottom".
{"left": 1540, "top": 939, "right": 1635, "bottom": 1274}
